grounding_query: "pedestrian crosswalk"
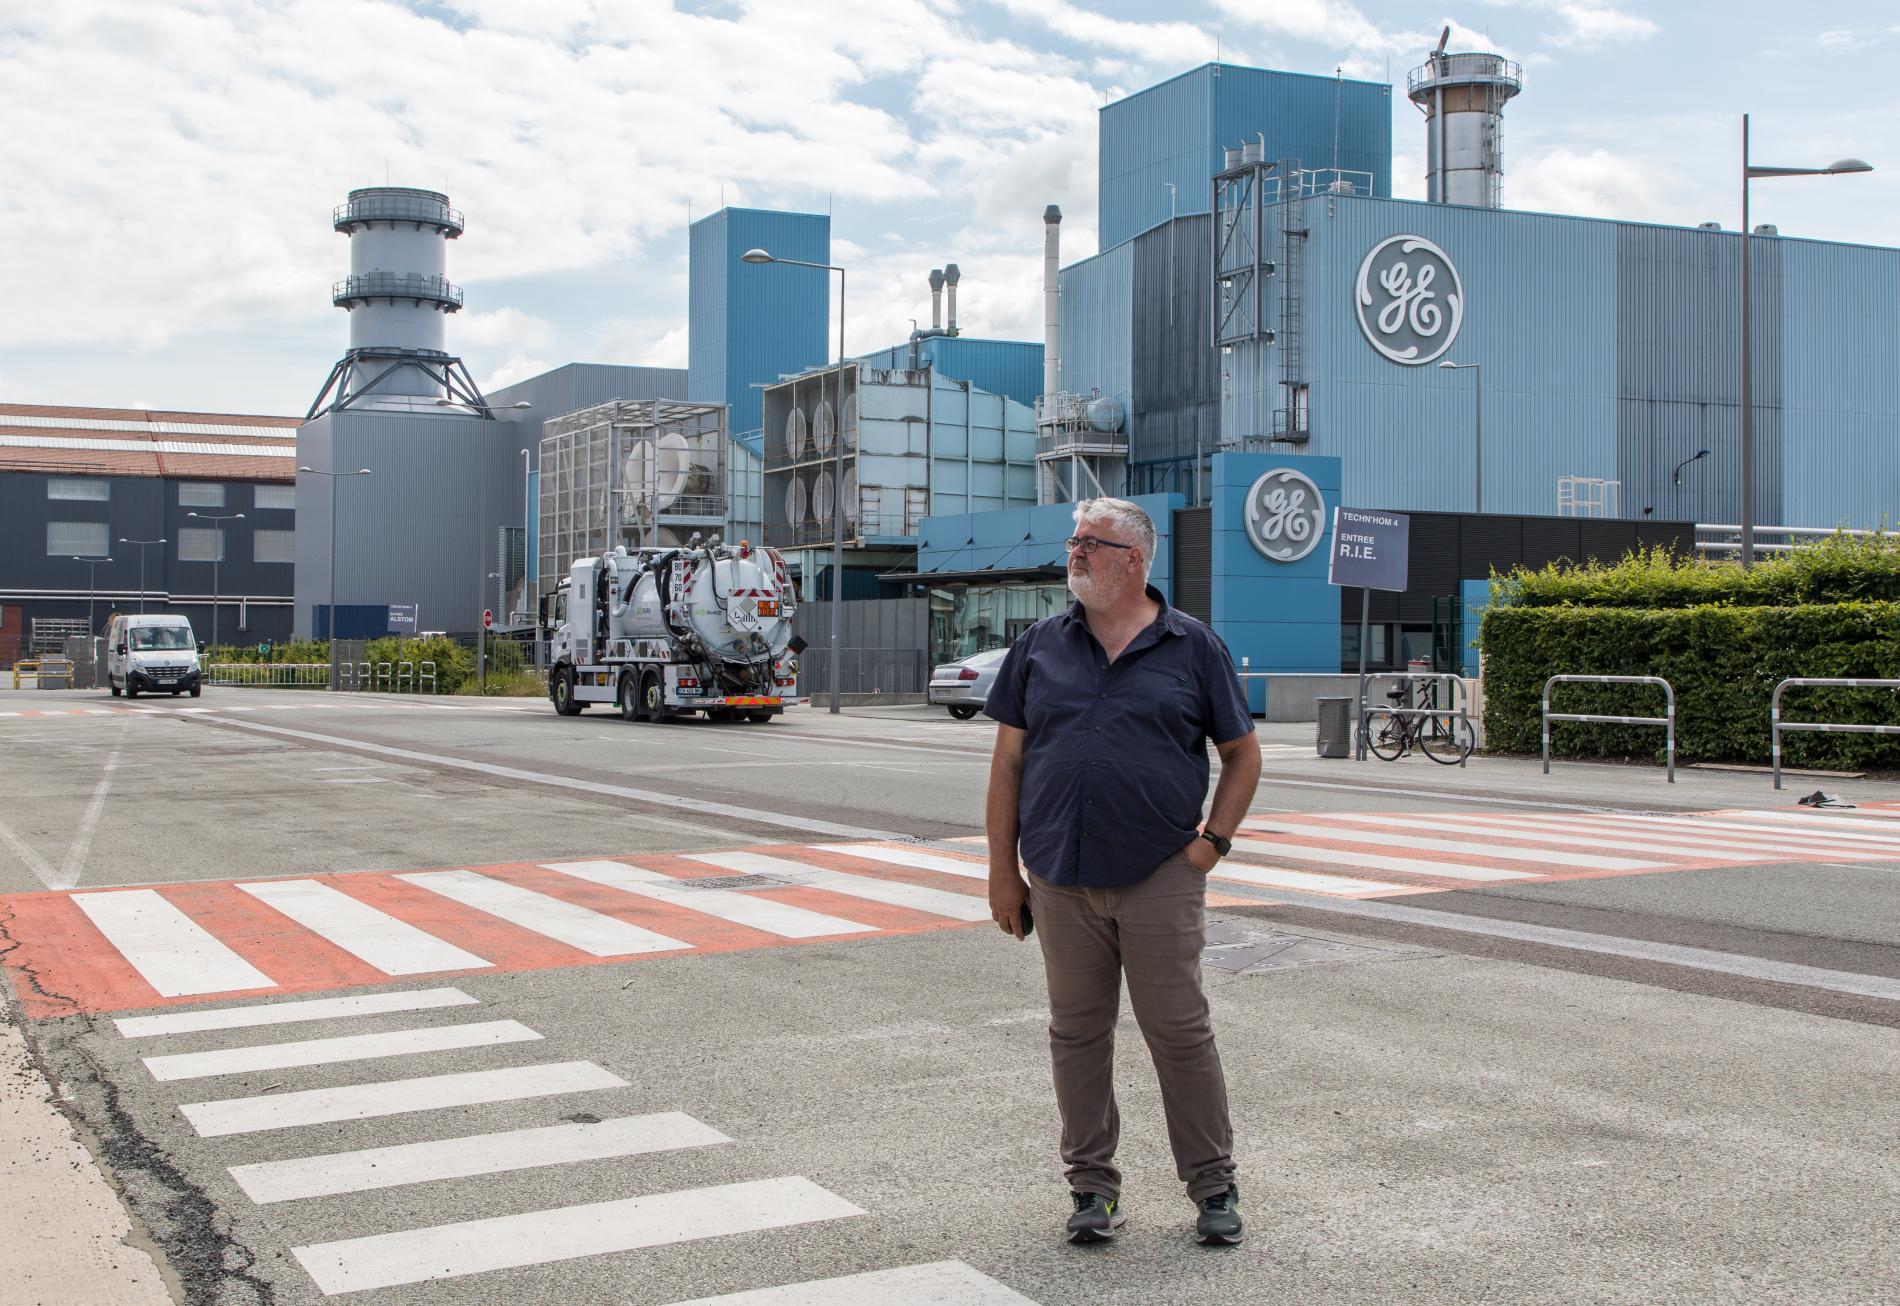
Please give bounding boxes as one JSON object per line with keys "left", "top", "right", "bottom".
{"left": 10, "top": 807, "right": 1900, "bottom": 1020}
{"left": 113, "top": 985, "right": 1035, "bottom": 1300}
{"left": 0, "top": 843, "right": 998, "bottom": 1018}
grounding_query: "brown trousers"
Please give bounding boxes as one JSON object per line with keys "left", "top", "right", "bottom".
{"left": 1027, "top": 851, "right": 1236, "bottom": 1201}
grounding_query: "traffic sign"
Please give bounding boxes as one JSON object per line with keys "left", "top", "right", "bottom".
{"left": 483, "top": 609, "right": 493, "bottom": 630}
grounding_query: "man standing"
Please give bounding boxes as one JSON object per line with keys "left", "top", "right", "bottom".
{"left": 984, "top": 497, "right": 1260, "bottom": 1246}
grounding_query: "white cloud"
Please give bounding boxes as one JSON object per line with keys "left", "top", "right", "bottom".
{"left": 1509, "top": 146, "right": 1652, "bottom": 219}
{"left": 1479, "top": 1, "right": 1657, "bottom": 49}
{"left": 458, "top": 309, "right": 558, "bottom": 354}
{"left": 479, "top": 355, "right": 556, "bottom": 393}
{"left": 987, "top": 0, "right": 1215, "bottom": 67}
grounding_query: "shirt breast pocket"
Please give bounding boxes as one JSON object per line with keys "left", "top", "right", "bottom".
{"left": 1132, "top": 663, "right": 1199, "bottom": 722}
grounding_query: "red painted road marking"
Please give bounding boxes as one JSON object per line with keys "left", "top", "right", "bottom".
{"left": 0, "top": 844, "right": 989, "bottom": 1020}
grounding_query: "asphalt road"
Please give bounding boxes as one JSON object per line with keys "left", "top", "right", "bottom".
{"left": 1, "top": 685, "right": 1896, "bottom": 1305}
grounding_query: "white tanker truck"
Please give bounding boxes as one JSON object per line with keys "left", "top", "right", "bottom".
{"left": 541, "top": 541, "right": 805, "bottom": 722}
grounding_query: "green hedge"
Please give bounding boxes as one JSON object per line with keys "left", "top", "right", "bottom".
{"left": 1482, "top": 602, "right": 1900, "bottom": 767}
{"left": 206, "top": 635, "right": 533, "bottom": 696}
{"left": 1481, "top": 532, "right": 1900, "bottom": 768}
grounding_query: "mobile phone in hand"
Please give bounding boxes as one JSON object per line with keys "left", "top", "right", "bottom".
{"left": 1019, "top": 904, "right": 1034, "bottom": 939}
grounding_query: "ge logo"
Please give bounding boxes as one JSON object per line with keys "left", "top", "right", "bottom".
{"left": 1244, "top": 468, "right": 1325, "bottom": 563}
{"left": 1355, "top": 234, "right": 1464, "bottom": 365}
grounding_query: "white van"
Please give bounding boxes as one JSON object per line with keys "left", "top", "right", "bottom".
{"left": 105, "top": 614, "right": 203, "bottom": 698}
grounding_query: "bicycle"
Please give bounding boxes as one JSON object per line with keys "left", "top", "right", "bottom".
{"left": 1362, "top": 678, "right": 1474, "bottom": 765}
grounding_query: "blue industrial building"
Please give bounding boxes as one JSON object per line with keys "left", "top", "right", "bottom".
{"left": 917, "top": 47, "right": 1896, "bottom": 680}
{"left": 1098, "top": 63, "right": 1392, "bottom": 250}
{"left": 853, "top": 337, "right": 1043, "bottom": 411}
{"left": 688, "top": 207, "right": 831, "bottom": 440}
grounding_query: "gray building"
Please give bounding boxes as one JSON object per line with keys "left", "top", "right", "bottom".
{"left": 0, "top": 402, "right": 301, "bottom": 661}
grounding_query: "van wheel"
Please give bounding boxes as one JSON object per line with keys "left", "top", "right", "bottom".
{"left": 126, "top": 682, "right": 139, "bottom": 699}
{"left": 109, "top": 680, "right": 121, "bottom": 698}
{"left": 618, "top": 672, "right": 641, "bottom": 722}
{"left": 189, "top": 685, "right": 201, "bottom": 698}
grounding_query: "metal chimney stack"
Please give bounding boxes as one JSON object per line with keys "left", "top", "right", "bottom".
{"left": 1042, "top": 205, "right": 1062, "bottom": 399}
{"left": 307, "top": 186, "right": 492, "bottom": 419}
{"left": 943, "top": 263, "right": 961, "bottom": 336}
{"left": 928, "top": 268, "right": 945, "bottom": 331}
{"left": 1407, "top": 28, "right": 1523, "bottom": 208}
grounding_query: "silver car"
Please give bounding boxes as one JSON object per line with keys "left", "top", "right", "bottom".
{"left": 928, "top": 647, "right": 1009, "bottom": 719}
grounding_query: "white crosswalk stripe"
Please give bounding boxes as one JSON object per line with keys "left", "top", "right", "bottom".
{"left": 1229, "top": 834, "right": 1538, "bottom": 882}
{"left": 542, "top": 860, "right": 874, "bottom": 939}
{"left": 71, "top": 890, "right": 277, "bottom": 997}
{"left": 1213, "top": 859, "right": 1416, "bottom": 896}
{"left": 179, "top": 1060, "right": 627, "bottom": 1136}
{"left": 229, "top": 1112, "right": 731, "bottom": 1204}
{"left": 1459, "top": 813, "right": 1853, "bottom": 858}
{"left": 398, "top": 869, "right": 693, "bottom": 956}
{"left": 1335, "top": 813, "right": 1754, "bottom": 860}
{"left": 236, "top": 879, "right": 493, "bottom": 974}
{"left": 115, "top": 988, "right": 480, "bottom": 1038}
{"left": 290, "top": 1176, "right": 867, "bottom": 1294}
{"left": 687, "top": 850, "right": 991, "bottom": 921}
{"left": 143, "top": 1019, "right": 541, "bottom": 1082}
{"left": 1243, "top": 819, "right": 1658, "bottom": 870}
{"left": 811, "top": 843, "right": 989, "bottom": 880}
{"left": 664, "top": 1260, "right": 1039, "bottom": 1305}
{"left": 1724, "top": 810, "right": 1900, "bottom": 842}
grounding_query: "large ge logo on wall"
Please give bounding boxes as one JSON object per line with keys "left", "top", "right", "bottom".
{"left": 1355, "top": 234, "right": 1464, "bottom": 365}
{"left": 1244, "top": 468, "right": 1325, "bottom": 563}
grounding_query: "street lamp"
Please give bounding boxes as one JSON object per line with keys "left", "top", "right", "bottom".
{"left": 298, "top": 465, "right": 372, "bottom": 690}
{"left": 116, "top": 537, "right": 166, "bottom": 614}
{"left": 1438, "top": 360, "right": 1482, "bottom": 514}
{"left": 1672, "top": 448, "right": 1711, "bottom": 487}
{"left": 186, "top": 510, "right": 244, "bottom": 651}
{"left": 1739, "top": 116, "right": 1870, "bottom": 568}
{"left": 71, "top": 554, "right": 111, "bottom": 638}
{"left": 743, "top": 246, "right": 847, "bottom": 714}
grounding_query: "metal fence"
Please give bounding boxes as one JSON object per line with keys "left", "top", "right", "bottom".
{"left": 1542, "top": 674, "right": 1676, "bottom": 783}
{"left": 209, "top": 663, "right": 332, "bottom": 689}
{"left": 1770, "top": 677, "right": 1900, "bottom": 789}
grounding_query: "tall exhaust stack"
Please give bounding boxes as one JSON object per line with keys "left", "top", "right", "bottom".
{"left": 929, "top": 268, "right": 945, "bottom": 331}
{"left": 1407, "top": 27, "right": 1522, "bottom": 208}
{"left": 307, "top": 186, "right": 492, "bottom": 418}
{"left": 1042, "top": 205, "right": 1062, "bottom": 399}
{"left": 943, "top": 263, "right": 961, "bottom": 336}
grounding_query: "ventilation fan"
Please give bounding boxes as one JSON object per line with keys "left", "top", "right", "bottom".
{"left": 841, "top": 465, "right": 859, "bottom": 528}
{"left": 812, "top": 399, "right": 835, "bottom": 455}
{"left": 622, "top": 431, "right": 690, "bottom": 513}
{"left": 812, "top": 468, "right": 834, "bottom": 528}
{"left": 785, "top": 407, "right": 808, "bottom": 461}
{"left": 784, "top": 475, "right": 808, "bottom": 526}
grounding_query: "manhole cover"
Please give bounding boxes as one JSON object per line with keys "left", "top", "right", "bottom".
{"left": 681, "top": 874, "right": 790, "bottom": 891}
{"left": 1201, "top": 927, "right": 1408, "bottom": 974}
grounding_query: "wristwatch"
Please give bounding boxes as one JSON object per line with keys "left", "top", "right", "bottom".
{"left": 1199, "top": 829, "right": 1232, "bottom": 858}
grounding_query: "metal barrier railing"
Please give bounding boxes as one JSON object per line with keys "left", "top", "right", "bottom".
{"left": 11, "top": 659, "right": 40, "bottom": 689}
{"left": 397, "top": 660, "right": 414, "bottom": 692}
{"left": 419, "top": 660, "right": 437, "bottom": 693}
{"left": 1543, "top": 675, "right": 1676, "bottom": 783}
{"left": 208, "top": 663, "right": 330, "bottom": 689}
{"left": 1771, "top": 677, "right": 1900, "bottom": 790}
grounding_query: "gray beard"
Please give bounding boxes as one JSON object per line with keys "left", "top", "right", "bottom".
{"left": 1068, "top": 569, "right": 1121, "bottom": 609}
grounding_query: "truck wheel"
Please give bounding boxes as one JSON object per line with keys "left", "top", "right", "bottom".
{"left": 948, "top": 705, "right": 980, "bottom": 720}
{"left": 640, "top": 669, "right": 671, "bottom": 723}
{"left": 552, "top": 666, "right": 583, "bottom": 716}
{"left": 618, "top": 673, "right": 641, "bottom": 722}
{"left": 746, "top": 711, "right": 775, "bottom": 724}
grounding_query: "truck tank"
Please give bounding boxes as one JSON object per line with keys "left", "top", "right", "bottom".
{"left": 597, "top": 543, "right": 796, "bottom": 667}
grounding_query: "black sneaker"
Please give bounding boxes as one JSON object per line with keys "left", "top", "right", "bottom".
{"left": 1194, "top": 1185, "right": 1243, "bottom": 1245}
{"left": 1066, "top": 1191, "right": 1125, "bottom": 1244}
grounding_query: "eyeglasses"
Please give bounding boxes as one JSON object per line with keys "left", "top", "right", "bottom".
{"left": 1064, "top": 536, "right": 1135, "bottom": 556}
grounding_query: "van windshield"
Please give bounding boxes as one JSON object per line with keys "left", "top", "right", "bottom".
{"left": 131, "top": 627, "right": 194, "bottom": 651}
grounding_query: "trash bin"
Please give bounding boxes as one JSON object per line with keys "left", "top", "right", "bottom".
{"left": 1315, "top": 696, "right": 1354, "bottom": 758}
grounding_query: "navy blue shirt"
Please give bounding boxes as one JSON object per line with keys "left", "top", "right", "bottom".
{"left": 984, "top": 587, "right": 1255, "bottom": 889}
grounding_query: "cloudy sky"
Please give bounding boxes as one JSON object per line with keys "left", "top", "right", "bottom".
{"left": 4, "top": 0, "right": 1897, "bottom": 416}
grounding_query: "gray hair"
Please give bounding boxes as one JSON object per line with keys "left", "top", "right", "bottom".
{"left": 1073, "top": 498, "right": 1156, "bottom": 578}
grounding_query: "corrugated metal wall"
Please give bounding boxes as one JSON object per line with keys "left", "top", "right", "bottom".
{"left": 1172, "top": 505, "right": 1211, "bottom": 621}
{"left": 1059, "top": 243, "right": 1135, "bottom": 421}
{"left": 1614, "top": 224, "right": 1781, "bottom": 526}
{"left": 687, "top": 208, "right": 830, "bottom": 438}
{"left": 1130, "top": 215, "right": 1220, "bottom": 470}
{"left": 853, "top": 338, "right": 1044, "bottom": 409}
{"left": 1099, "top": 64, "right": 1392, "bottom": 251}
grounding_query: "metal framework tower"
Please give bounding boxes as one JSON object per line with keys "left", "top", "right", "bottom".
{"left": 1408, "top": 29, "right": 1523, "bottom": 209}
{"left": 307, "top": 187, "right": 492, "bottom": 420}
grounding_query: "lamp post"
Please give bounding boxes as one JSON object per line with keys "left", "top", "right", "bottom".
{"left": 1739, "top": 117, "right": 1870, "bottom": 567}
{"left": 1438, "top": 360, "right": 1482, "bottom": 513}
{"left": 440, "top": 399, "right": 530, "bottom": 690}
{"left": 742, "top": 246, "right": 847, "bottom": 714}
{"left": 117, "top": 537, "right": 166, "bottom": 614}
{"left": 71, "top": 554, "right": 111, "bottom": 637}
{"left": 1672, "top": 448, "right": 1711, "bottom": 493}
{"left": 186, "top": 510, "right": 244, "bottom": 651}
{"left": 520, "top": 447, "right": 533, "bottom": 626}
{"left": 298, "top": 465, "right": 372, "bottom": 690}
